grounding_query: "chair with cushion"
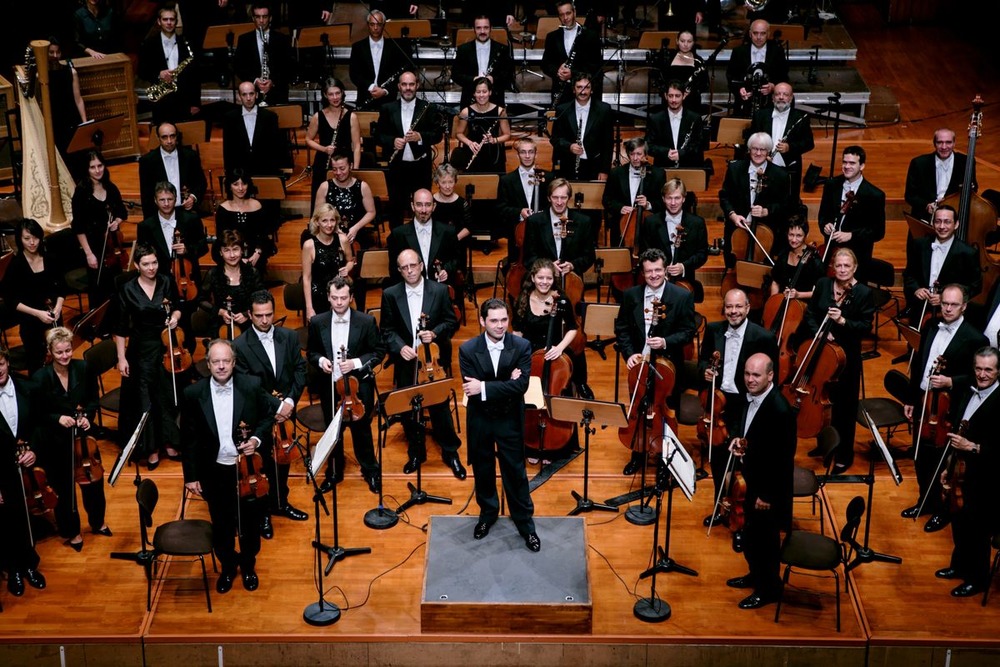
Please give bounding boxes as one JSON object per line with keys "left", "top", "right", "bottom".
{"left": 84, "top": 338, "right": 121, "bottom": 436}
{"left": 794, "top": 425, "right": 840, "bottom": 535}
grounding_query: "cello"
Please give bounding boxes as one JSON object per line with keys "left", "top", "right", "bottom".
{"left": 721, "top": 169, "right": 774, "bottom": 309}
{"left": 523, "top": 295, "right": 577, "bottom": 462}
{"left": 781, "top": 286, "right": 852, "bottom": 439}
{"left": 504, "top": 169, "right": 545, "bottom": 302}
{"left": 762, "top": 244, "right": 815, "bottom": 382}
{"left": 73, "top": 405, "right": 104, "bottom": 485}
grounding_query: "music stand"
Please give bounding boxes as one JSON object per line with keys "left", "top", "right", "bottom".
{"left": 108, "top": 411, "right": 149, "bottom": 488}
{"left": 550, "top": 396, "right": 626, "bottom": 515}
{"left": 382, "top": 379, "right": 454, "bottom": 512}
{"left": 204, "top": 23, "right": 254, "bottom": 97}
{"left": 594, "top": 248, "right": 632, "bottom": 304}
{"left": 296, "top": 25, "right": 352, "bottom": 48}
{"left": 305, "top": 405, "right": 370, "bottom": 626}
{"left": 67, "top": 116, "right": 124, "bottom": 154}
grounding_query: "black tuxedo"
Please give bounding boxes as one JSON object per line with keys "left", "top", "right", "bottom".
{"left": 135, "top": 210, "right": 207, "bottom": 287}
{"left": 0, "top": 378, "right": 40, "bottom": 576}
{"left": 614, "top": 281, "right": 697, "bottom": 382}
{"left": 377, "top": 98, "right": 444, "bottom": 227}
{"left": 348, "top": 37, "right": 409, "bottom": 109}
{"left": 638, "top": 212, "right": 709, "bottom": 293}
{"left": 522, "top": 209, "right": 596, "bottom": 276}
{"left": 138, "top": 146, "right": 208, "bottom": 219}
{"left": 235, "top": 325, "right": 307, "bottom": 510}
{"left": 137, "top": 32, "right": 200, "bottom": 122}
{"left": 905, "top": 151, "right": 974, "bottom": 220}
{"left": 733, "top": 385, "right": 796, "bottom": 598}
{"left": 551, "top": 100, "right": 613, "bottom": 179}
{"left": 386, "top": 221, "right": 461, "bottom": 287}
{"left": 452, "top": 39, "right": 514, "bottom": 109}
{"left": 497, "top": 167, "right": 544, "bottom": 261}
{"left": 818, "top": 176, "right": 886, "bottom": 281}
{"left": 718, "top": 160, "right": 790, "bottom": 267}
{"left": 180, "top": 373, "right": 280, "bottom": 574}
{"left": 749, "top": 107, "right": 814, "bottom": 202}
{"left": 459, "top": 332, "right": 535, "bottom": 534}
{"left": 646, "top": 107, "right": 705, "bottom": 169}
{"left": 603, "top": 164, "right": 667, "bottom": 245}
{"left": 379, "top": 279, "right": 461, "bottom": 461}
{"left": 946, "top": 382, "right": 1000, "bottom": 588}
{"left": 222, "top": 105, "right": 288, "bottom": 177}
{"left": 541, "top": 24, "right": 603, "bottom": 105}
{"left": 234, "top": 28, "right": 293, "bottom": 105}
{"left": 725, "top": 40, "right": 789, "bottom": 117}
{"left": 902, "top": 236, "right": 982, "bottom": 315}
{"left": 306, "top": 309, "right": 384, "bottom": 477}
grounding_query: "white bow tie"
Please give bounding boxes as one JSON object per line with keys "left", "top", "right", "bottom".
{"left": 725, "top": 329, "right": 741, "bottom": 340}
{"left": 406, "top": 288, "right": 421, "bottom": 298}
{"left": 258, "top": 332, "right": 273, "bottom": 343}
{"left": 334, "top": 318, "right": 348, "bottom": 324}
{"left": 213, "top": 383, "right": 232, "bottom": 395}
{"left": 487, "top": 341, "right": 504, "bottom": 352}
{"left": 932, "top": 242, "right": 947, "bottom": 252}
{"left": 938, "top": 322, "right": 955, "bottom": 334}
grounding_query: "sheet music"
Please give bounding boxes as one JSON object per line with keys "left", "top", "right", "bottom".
{"left": 311, "top": 405, "right": 344, "bottom": 478}
{"left": 662, "top": 422, "right": 696, "bottom": 501}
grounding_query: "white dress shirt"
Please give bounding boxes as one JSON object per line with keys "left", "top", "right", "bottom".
{"left": 160, "top": 147, "right": 181, "bottom": 197}
{"left": 161, "top": 33, "right": 178, "bottom": 70}
{"left": 242, "top": 106, "right": 257, "bottom": 144}
{"left": 158, "top": 212, "right": 177, "bottom": 253}
{"left": 476, "top": 40, "right": 490, "bottom": 77}
{"left": 642, "top": 285, "right": 665, "bottom": 357}
{"left": 549, "top": 210, "right": 565, "bottom": 259}
{"left": 962, "top": 380, "right": 998, "bottom": 422}
{"left": 920, "top": 317, "right": 963, "bottom": 391}
{"left": 563, "top": 24, "right": 578, "bottom": 57}
{"left": 770, "top": 108, "right": 789, "bottom": 167}
{"left": 211, "top": 379, "right": 239, "bottom": 465}
{"left": 574, "top": 101, "right": 590, "bottom": 160}
{"left": 935, "top": 154, "right": 954, "bottom": 202}
{"left": 405, "top": 279, "right": 424, "bottom": 347}
{"left": 744, "top": 383, "right": 773, "bottom": 432}
{"left": 928, "top": 236, "right": 954, "bottom": 288}
{"left": 984, "top": 303, "right": 1000, "bottom": 349}
{"left": 369, "top": 37, "right": 383, "bottom": 86}
{"left": 721, "top": 319, "right": 748, "bottom": 394}
{"left": 414, "top": 220, "right": 433, "bottom": 269}
{"left": 0, "top": 379, "right": 18, "bottom": 436}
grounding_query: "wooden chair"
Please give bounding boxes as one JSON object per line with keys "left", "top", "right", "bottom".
{"left": 455, "top": 28, "right": 508, "bottom": 46}
{"left": 582, "top": 303, "right": 620, "bottom": 401}
{"left": 533, "top": 17, "right": 561, "bottom": 48}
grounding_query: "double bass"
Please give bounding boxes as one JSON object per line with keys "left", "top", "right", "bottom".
{"left": 524, "top": 295, "right": 576, "bottom": 461}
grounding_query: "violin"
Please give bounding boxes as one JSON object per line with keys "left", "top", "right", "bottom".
{"left": 819, "top": 190, "right": 857, "bottom": 267}
{"left": 919, "top": 355, "right": 952, "bottom": 448}
{"left": 45, "top": 298, "right": 58, "bottom": 329}
{"left": 414, "top": 312, "right": 444, "bottom": 385}
{"left": 720, "top": 438, "right": 748, "bottom": 532}
{"left": 781, "top": 284, "right": 852, "bottom": 438}
{"left": 762, "top": 244, "right": 815, "bottom": 382}
{"left": 270, "top": 391, "right": 295, "bottom": 465}
{"left": 171, "top": 229, "right": 198, "bottom": 303}
{"left": 236, "top": 421, "right": 269, "bottom": 501}
{"left": 941, "top": 419, "right": 970, "bottom": 513}
{"left": 73, "top": 405, "right": 103, "bottom": 485}
{"left": 697, "top": 351, "right": 729, "bottom": 451}
{"left": 16, "top": 441, "right": 57, "bottom": 525}
{"left": 219, "top": 294, "right": 236, "bottom": 340}
{"left": 670, "top": 222, "right": 699, "bottom": 295}
{"left": 524, "top": 295, "right": 576, "bottom": 459}
{"left": 335, "top": 345, "right": 366, "bottom": 422}
{"left": 161, "top": 299, "right": 193, "bottom": 374}
{"left": 554, "top": 215, "right": 585, "bottom": 307}
{"left": 102, "top": 208, "right": 129, "bottom": 271}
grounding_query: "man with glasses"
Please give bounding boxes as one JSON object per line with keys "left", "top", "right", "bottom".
{"left": 350, "top": 10, "right": 409, "bottom": 110}
{"left": 379, "top": 249, "right": 466, "bottom": 480}
{"left": 234, "top": 2, "right": 293, "bottom": 106}
{"left": 901, "top": 284, "right": 987, "bottom": 533}
{"left": 497, "top": 138, "right": 544, "bottom": 264}
{"left": 718, "top": 131, "right": 789, "bottom": 269}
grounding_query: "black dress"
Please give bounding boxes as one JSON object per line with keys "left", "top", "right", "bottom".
{"left": 306, "top": 234, "right": 347, "bottom": 315}
{"left": 200, "top": 263, "right": 265, "bottom": 334}
{"left": 451, "top": 106, "right": 507, "bottom": 174}
{"left": 664, "top": 52, "right": 707, "bottom": 113}
{"left": 214, "top": 204, "right": 275, "bottom": 273}
{"left": 323, "top": 178, "right": 373, "bottom": 246}
{"left": 71, "top": 183, "right": 129, "bottom": 308}
{"left": 114, "top": 274, "right": 182, "bottom": 460}
{"left": 1, "top": 253, "right": 64, "bottom": 374}
{"left": 310, "top": 107, "right": 355, "bottom": 205}
{"left": 513, "top": 295, "right": 588, "bottom": 387}
{"left": 769, "top": 249, "right": 825, "bottom": 295}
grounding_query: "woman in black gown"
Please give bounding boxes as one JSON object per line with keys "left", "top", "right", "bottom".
{"left": 769, "top": 215, "right": 824, "bottom": 301}
{"left": 453, "top": 78, "right": 511, "bottom": 174}
{"left": 305, "top": 77, "right": 361, "bottom": 209}
{"left": 214, "top": 169, "right": 274, "bottom": 275}
{"left": 432, "top": 163, "right": 471, "bottom": 243}
{"left": 662, "top": 29, "right": 707, "bottom": 113}
{"left": 301, "top": 204, "right": 355, "bottom": 322}
{"left": 71, "top": 150, "right": 128, "bottom": 310}
{"left": 32, "top": 327, "right": 110, "bottom": 552}
{"left": 114, "top": 244, "right": 182, "bottom": 469}
{"left": 201, "top": 230, "right": 265, "bottom": 338}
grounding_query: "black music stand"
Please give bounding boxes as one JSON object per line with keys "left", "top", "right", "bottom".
{"left": 383, "top": 379, "right": 454, "bottom": 512}
{"left": 108, "top": 410, "right": 149, "bottom": 488}
{"left": 204, "top": 24, "right": 254, "bottom": 98}
{"left": 635, "top": 433, "right": 698, "bottom": 622}
{"left": 365, "top": 389, "right": 400, "bottom": 529}
{"left": 550, "top": 396, "right": 626, "bottom": 515}
{"left": 67, "top": 116, "right": 124, "bottom": 154}
{"left": 305, "top": 406, "right": 370, "bottom": 625}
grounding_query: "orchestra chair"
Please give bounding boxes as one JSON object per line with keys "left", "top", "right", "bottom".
{"left": 983, "top": 533, "right": 1000, "bottom": 606}
{"left": 353, "top": 170, "right": 390, "bottom": 246}
{"left": 359, "top": 248, "right": 390, "bottom": 305}
{"left": 716, "top": 118, "right": 751, "bottom": 160}
{"left": 147, "top": 119, "right": 208, "bottom": 152}
{"left": 796, "top": 425, "right": 841, "bottom": 535}
{"left": 115, "top": 479, "right": 216, "bottom": 613}
{"left": 281, "top": 281, "right": 309, "bottom": 350}
{"left": 665, "top": 168, "right": 709, "bottom": 215}
{"left": 775, "top": 495, "right": 866, "bottom": 632}
{"left": 71, "top": 299, "right": 110, "bottom": 350}
{"left": 533, "top": 17, "right": 561, "bottom": 48}
{"left": 293, "top": 362, "right": 331, "bottom": 449}
{"left": 83, "top": 338, "right": 121, "bottom": 436}
{"left": 355, "top": 111, "right": 379, "bottom": 162}
{"left": 582, "top": 303, "right": 620, "bottom": 401}
{"left": 0, "top": 196, "right": 23, "bottom": 253}
{"left": 861, "top": 258, "right": 900, "bottom": 359}
{"left": 270, "top": 104, "right": 305, "bottom": 159}
{"left": 637, "top": 31, "right": 679, "bottom": 50}
{"left": 856, "top": 369, "right": 909, "bottom": 451}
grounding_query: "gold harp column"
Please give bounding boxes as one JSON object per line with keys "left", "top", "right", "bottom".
{"left": 29, "top": 39, "right": 67, "bottom": 226}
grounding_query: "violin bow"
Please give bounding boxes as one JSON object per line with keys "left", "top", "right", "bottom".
{"left": 915, "top": 434, "right": 959, "bottom": 518}
{"left": 15, "top": 446, "right": 36, "bottom": 547}
{"left": 96, "top": 208, "right": 113, "bottom": 286}
{"left": 707, "top": 446, "right": 737, "bottom": 537}
{"left": 163, "top": 301, "right": 178, "bottom": 407}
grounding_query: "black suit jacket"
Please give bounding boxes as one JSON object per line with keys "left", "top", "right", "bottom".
{"left": 646, "top": 107, "right": 705, "bottom": 168}
{"left": 726, "top": 40, "right": 789, "bottom": 113}
{"left": 718, "top": 159, "right": 790, "bottom": 250}
{"left": 614, "top": 281, "right": 697, "bottom": 371}
{"left": 306, "top": 309, "right": 384, "bottom": 412}
{"left": 138, "top": 146, "right": 208, "bottom": 219}
{"left": 31, "top": 360, "right": 98, "bottom": 435}
{"left": 902, "top": 235, "right": 983, "bottom": 314}
{"left": 908, "top": 317, "right": 988, "bottom": 405}
{"left": 379, "top": 279, "right": 457, "bottom": 386}
{"left": 818, "top": 176, "right": 886, "bottom": 269}
{"left": 180, "top": 374, "right": 280, "bottom": 484}
{"left": 541, "top": 24, "right": 603, "bottom": 103}
{"left": 947, "top": 383, "right": 1000, "bottom": 514}
{"left": 905, "top": 151, "right": 974, "bottom": 219}
{"left": 748, "top": 107, "right": 814, "bottom": 169}
{"left": 698, "top": 320, "right": 779, "bottom": 397}
{"left": 0, "top": 379, "right": 34, "bottom": 492}
{"left": 137, "top": 32, "right": 200, "bottom": 109}
{"left": 460, "top": 332, "right": 532, "bottom": 445}
{"left": 135, "top": 210, "right": 208, "bottom": 284}
{"left": 234, "top": 325, "right": 307, "bottom": 405}
{"left": 638, "top": 211, "right": 709, "bottom": 283}
{"left": 522, "top": 209, "right": 596, "bottom": 275}
{"left": 349, "top": 37, "right": 409, "bottom": 109}
{"left": 222, "top": 106, "right": 287, "bottom": 176}
{"left": 386, "top": 221, "right": 461, "bottom": 285}
{"left": 376, "top": 98, "right": 443, "bottom": 162}
{"left": 234, "top": 28, "right": 293, "bottom": 104}
{"left": 551, "top": 100, "right": 613, "bottom": 176}
{"left": 452, "top": 39, "right": 514, "bottom": 109}
{"left": 602, "top": 164, "right": 667, "bottom": 219}
{"left": 497, "top": 169, "right": 533, "bottom": 226}
{"left": 735, "top": 386, "right": 796, "bottom": 520}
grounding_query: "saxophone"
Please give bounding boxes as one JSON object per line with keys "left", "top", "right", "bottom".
{"left": 147, "top": 42, "right": 194, "bottom": 102}
{"left": 258, "top": 27, "right": 270, "bottom": 107}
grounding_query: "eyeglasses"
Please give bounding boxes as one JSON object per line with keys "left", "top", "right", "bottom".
{"left": 398, "top": 263, "right": 421, "bottom": 272}
{"left": 749, "top": 146, "right": 769, "bottom": 153}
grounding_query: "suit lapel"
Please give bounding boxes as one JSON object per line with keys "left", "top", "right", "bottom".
{"left": 246, "top": 333, "right": 276, "bottom": 381}
{"left": 394, "top": 286, "right": 413, "bottom": 336}
{"left": 200, "top": 385, "right": 220, "bottom": 440}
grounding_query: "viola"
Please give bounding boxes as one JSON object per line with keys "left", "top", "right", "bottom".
{"left": 670, "top": 222, "right": 699, "bottom": 295}
{"left": 16, "top": 442, "right": 57, "bottom": 525}
{"left": 697, "top": 351, "right": 729, "bottom": 451}
{"left": 171, "top": 229, "right": 198, "bottom": 303}
{"left": 335, "top": 345, "right": 366, "bottom": 422}
{"left": 73, "top": 405, "right": 104, "bottom": 485}
{"left": 762, "top": 244, "right": 816, "bottom": 382}
{"left": 721, "top": 438, "right": 748, "bottom": 532}
{"left": 554, "top": 215, "right": 585, "bottom": 308}
{"left": 102, "top": 208, "right": 129, "bottom": 271}
{"left": 413, "top": 312, "right": 444, "bottom": 385}
{"left": 919, "top": 355, "right": 952, "bottom": 448}
{"left": 270, "top": 391, "right": 295, "bottom": 465}
{"left": 235, "top": 421, "right": 269, "bottom": 501}
{"left": 161, "top": 299, "right": 193, "bottom": 374}
{"left": 219, "top": 294, "right": 236, "bottom": 340}
{"left": 524, "top": 295, "right": 576, "bottom": 459}
{"left": 781, "top": 284, "right": 852, "bottom": 438}
{"left": 941, "top": 419, "right": 970, "bottom": 513}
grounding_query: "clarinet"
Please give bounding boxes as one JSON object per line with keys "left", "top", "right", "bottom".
{"left": 574, "top": 114, "right": 584, "bottom": 178}
{"left": 258, "top": 27, "right": 271, "bottom": 107}
{"left": 675, "top": 123, "right": 696, "bottom": 169}
{"left": 465, "top": 117, "right": 499, "bottom": 170}
{"left": 769, "top": 112, "right": 809, "bottom": 160}
{"left": 551, "top": 26, "right": 579, "bottom": 108}
{"left": 389, "top": 103, "right": 431, "bottom": 163}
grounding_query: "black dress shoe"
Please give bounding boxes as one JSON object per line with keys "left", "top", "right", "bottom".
{"left": 260, "top": 515, "right": 274, "bottom": 540}
{"left": 216, "top": 572, "right": 236, "bottom": 594}
{"left": 806, "top": 446, "right": 822, "bottom": 457}
{"left": 319, "top": 476, "right": 343, "bottom": 494}
{"left": 703, "top": 511, "right": 726, "bottom": 528}
{"left": 951, "top": 582, "right": 982, "bottom": 597}
{"left": 403, "top": 456, "right": 425, "bottom": 474}
{"left": 25, "top": 569, "right": 45, "bottom": 590}
{"left": 622, "top": 456, "right": 641, "bottom": 476}
{"left": 831, "top": 463, "right": 850, "bottom": 475}
{"left": 66, "top": 539, "right": 83, "bottom": 552}
{"left": 279, "top": 505, "right": 309, "bottom": 521}
{"left": 94, "top": 526, "right": 113, "bottom": 537}
{"left": 577, "top": 383, "right": 595, "bottom": 400}
{"left": 900, "top": 505, "right": 925, "bottom": 519}
{"left": 935, "top": 567, "right": 959, "bottom": 580}
{"left": 524, "top": 532, "right": 541, "bottom": 552}
{"left": 242, "top": 570, "right": 259, "bottom": 592}
{"left": 738, "top": 592, "right": 778, "bottom": 610}
{"left": 473, "top": 520, "right": 493, "bottom": 540}
{"left": 445, "top": 457, "right": 467, "bottom": 480}
{"left": 732, "top": 530, "right": 744, "bottom": 553}
{"left": 364, "top": 470, "right": 381, "bottom": 494}
{"left": 924, "top": 513, "right": 951, "bottom": 533}
{"left": 7, "top": 571, "right": 24, "bottom": 597}
{"left": 146, "top": 457, "right": 160, "bottom": 471}
{"left": 726, "top": 575, "right": 753, "bottom": 589}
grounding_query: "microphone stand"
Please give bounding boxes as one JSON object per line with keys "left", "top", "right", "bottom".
{"left": 826, "top": 92, "right": 843, "bottom": 182}
{"left": 625, "top": 362, "right": 659, "bottom": 526}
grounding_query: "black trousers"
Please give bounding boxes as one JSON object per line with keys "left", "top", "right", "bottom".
{"left": 319, "top": 384, "right": 378, "bottom": 480}
{"left": 0, "top": 480, "right": 41, "bottom": 575}
{"left": 201, "top": 462, "right": 263, "bottom": 574}
{"left": 468, "top": 411, "right": 535, "bottom": 535}
{"left": 743, "top": 499, "right": 784, "bottom": 597}
{"left": 44, "top": 438, "right": 107, "bottom": 539}
{"left": 949, "top": 496, "right": 994, "bottom": 588}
